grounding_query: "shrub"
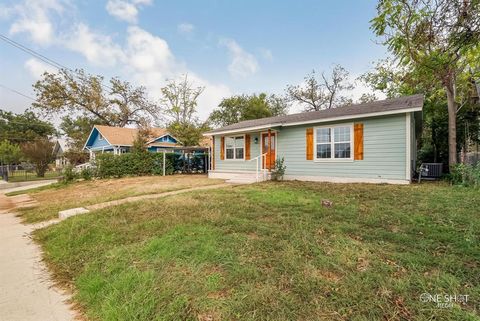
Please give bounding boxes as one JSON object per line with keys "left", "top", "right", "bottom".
{"left": 80, "top": 167, "right": 94, "bottom": 180}
{"left": 271, "top": 157, "right": 286, "bottom": 181}
{"left": 95, "top": 152, "right": 174, "bottom": 179}
{"left": 62, "top": 165, "right": 77, "bottom": 183}
{"left": 447, "top": 163, "right": 480, "bottom": 187}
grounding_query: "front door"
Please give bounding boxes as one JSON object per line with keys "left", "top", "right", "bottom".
{"left": 261, "top": 132, "right": 276, "bottom": 170}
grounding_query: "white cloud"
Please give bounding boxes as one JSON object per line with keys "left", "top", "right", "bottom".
{"left": 3, "top": 0, "right": 229, "bottom": 120}
{"left": 105, "top": 0, "right": 152, "bottom": 24}
{"left": 188, "top": 74, "right": 231, "bottom": 119}
{"left": 132, "top": 0, "right": 152, "bottom": 4}
{"left": 259, "top": 48, "right": 273, "bottom": 61}
{"left": 65, "top": 23, "right": 125, "bottom": 66}
{"left": 220, "top": 38, "right": 258, "bottom": 78}
{"left": 8, "top": 0, "right": 65, "bottom": 45}
{"left": 106, "top": 0, "right": 138, "bottom": 23}
{"left": 24, "top": 58, "right": 57, "bottom": 79}
{"left": 125, "top": 26, "right": 176, "bottom": 76}
{"left": 177, "top": 23, "right": 195, "bottom": 35}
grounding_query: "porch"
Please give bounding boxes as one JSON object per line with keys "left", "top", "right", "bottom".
{"left": 207, "top": 129, "right": 278, "bottom": 184}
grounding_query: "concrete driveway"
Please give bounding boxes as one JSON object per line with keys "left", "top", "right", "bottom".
{"left": 0, "top": 191, "right": 76, "bottom": 321}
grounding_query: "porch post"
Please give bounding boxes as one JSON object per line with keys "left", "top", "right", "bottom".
{"left": 163, "top": 150, "right": 166, "bottom": 176}
{"left": 268, "top": 129, "right": 272, "bottom": 171}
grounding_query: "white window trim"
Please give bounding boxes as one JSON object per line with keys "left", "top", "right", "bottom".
{"left": 98, "top": 133, "right": 104, "bottom": 140}
{"left": 314, "top": 123, "right": 354, "bottom": 162}
{"left": 224, "top": 134, "right": 246, "bottom": 161}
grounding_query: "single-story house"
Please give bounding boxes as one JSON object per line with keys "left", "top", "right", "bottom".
{"left": 53, "top": 138, "right": 71, "bottom": 169}
{"left": 84, "top": 125, "right": 183, "bottom": 160}
{"left": 204, "top": 94, "right": 424, "bottom": 184}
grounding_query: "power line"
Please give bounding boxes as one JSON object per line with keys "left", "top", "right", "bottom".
{"left": 0, "top": 34, "right": 66, "bottom": 70}
{"left": 0, "top": 33, "right": 114, "bottom": 92}
{"left": 0, "top": 83, "right": 36, "bottom": 102}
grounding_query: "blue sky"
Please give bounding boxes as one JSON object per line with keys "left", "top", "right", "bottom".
{"left": 0, "top": 0, "right": 387, "bottom": 120}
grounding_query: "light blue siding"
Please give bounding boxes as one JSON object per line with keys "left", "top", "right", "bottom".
{"left": 277, "top": 114, "right": 407, "bottom": 180}
{"left": 214, "top": 133, "right": 261, "bottom": 171}
{"left": 212, "top": 114, "right": 409, "bottom": 180}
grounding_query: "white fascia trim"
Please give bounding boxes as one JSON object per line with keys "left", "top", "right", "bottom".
{"left": 283, "top": 175, "right": 410, "bottom": 185}
{"left": 147, "top": 133, "right": 182, "bottom": 145}
{"left": 406, "top": 113, "right": 412, "bottom": 181}
{"left": 82, "top": 126, "right": 113, "bottom": 150}
{"left": 283, "top": 107, "right": 422, "bottom": 127}
{"left": 203, "top": 107, "right": 422, "bottom": 137}
{"left": 203, "top": 124, "right": 281, "bottom": 136}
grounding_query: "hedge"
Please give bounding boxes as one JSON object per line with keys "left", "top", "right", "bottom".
{"left": 95, "top": 152, "right": 175, "bottom": 178}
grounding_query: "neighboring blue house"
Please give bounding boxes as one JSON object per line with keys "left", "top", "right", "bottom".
{"left": 204, "top": 95, "right": 424, "bottom": 184}
{"left": 84, "top": 125, "right": 182, "bottom": 160}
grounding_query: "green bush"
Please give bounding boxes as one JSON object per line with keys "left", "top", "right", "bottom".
{"left": 271, "top": 157, "right": 286, "bottom": 181}
{"left": 80, "top": 167, "right": 95, "bottom": 180}
{"left": 447, "top": 163, "right": 480, "bottom": 187}
{"left": 95, "top": 152, "right": 174, "bottom": 179}
{"left": 62, "top": 165, "right": 77, "bottom": 183}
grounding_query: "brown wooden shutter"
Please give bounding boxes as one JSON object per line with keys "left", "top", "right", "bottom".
{"left": 354, "top": 123, "right": 364, "bottom": 160}
{"left": 220, "top": 137, "right": 225, "bottom": 160}
{"left": 245, "top": 134, "right": 251, "bottom": 160}
{"left": 306, "top": 128, "right": 314, "bottom": 160}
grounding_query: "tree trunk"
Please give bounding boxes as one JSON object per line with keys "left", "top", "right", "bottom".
{"left": 445, "top": 82, "right": 457, "bottom": 168}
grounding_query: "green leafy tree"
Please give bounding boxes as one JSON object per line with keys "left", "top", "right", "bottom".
{"left": 21, "top": 139, "right": 55, "bottom": 177}
{"left": 33, "top": 69, "right": 159, "bottom": 127}
{"left": 60, "top": 116, "right": 104, "bottom": 150}
{"left": 160, "top": 74, "right": 204, "bottom": 124}
{"left": 167, "top": 121, "right": 209, "bottom": 147}
{"left": 209, "top": 93, "right": 289, "bottom": 127}
{"left": 0, "top": 140, "right": 22, "bottom": 165}
{"left": 160, "top": 74, "right": 207, "bottom": 146}
{"left": 0, "top": 109, "right": 56, "bottom": 144}
{"left": 286, "top": 65, "right": 354, "bottom": 111}
{"left": 371, "top": 0, "right": 480, "bottom": 167}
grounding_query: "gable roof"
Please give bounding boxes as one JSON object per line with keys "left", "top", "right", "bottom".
{"left": 86, "top": 125, "right": 181, "bottom": 148}
{"left": 205, "top": 94, "right": 424, "bottom": 135}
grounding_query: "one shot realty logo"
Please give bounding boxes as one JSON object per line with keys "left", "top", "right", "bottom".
{"left": 419, "top": 293, "right": 470, "bottom": 309}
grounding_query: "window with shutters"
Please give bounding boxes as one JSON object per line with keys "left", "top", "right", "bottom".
{"left": 225, "top": 135, "right": 245, "bottom": 160}
{"left": 314, "top": 124, "right": 353, "bottom": 161}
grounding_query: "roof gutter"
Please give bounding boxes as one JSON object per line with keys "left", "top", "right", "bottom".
{"left": 203, "top": 107, "right": 423, "bottom": 136}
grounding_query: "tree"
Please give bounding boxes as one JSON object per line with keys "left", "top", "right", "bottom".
{"left": 286, "top": 65, "right": 354, "bottom": 111}
{"left": 161, "top": 74, "right": 204, "bottom": 124}
{"left": 33, "top": 69, "right": 160, "bottom": 127}
{"left": 60, "top": 115, "right": 103, "bottom": 150}
{"left": 209, "top": 93, "right": 289, "bottom": 127}
{"left": 0, "top": 109, "right": 56, "bottom": 144}
{"left": 21, "top": 139, "right": 55, "bottom": 177}
{"left": 0, "top": 140, "right": 22, "bottom": 165}
{"left": 371, "top": 0, "right": 480, "bottom": 167}
{"left": 160, "top": 74, "right": 207, "bottom": 146}
{"left": 361, "top": 59, "right": 480, "bottom": 165}
{"left": 131, "top": 127, "right": 151, "bottom": 153}
{"left": 167, "top": 121, "right": 209, "bottom": 147}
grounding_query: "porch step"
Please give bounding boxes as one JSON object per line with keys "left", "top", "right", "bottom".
{"left": 225, "top": 173, "right": 265, "bottom": 185}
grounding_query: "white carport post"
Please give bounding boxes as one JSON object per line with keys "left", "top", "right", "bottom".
{"left": 162, "top": 150, "right": 166, "bottom": 176}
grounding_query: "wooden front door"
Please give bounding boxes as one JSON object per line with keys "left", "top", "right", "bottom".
{"left": 261, "top": 132, "right": 276, "bottom": 170}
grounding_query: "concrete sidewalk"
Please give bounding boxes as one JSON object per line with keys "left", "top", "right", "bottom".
{"left": 1, "top": 180, "right": 57, "bottom": 194}
{"left": 0, "top": 193, "right": 76, "bottom": 321}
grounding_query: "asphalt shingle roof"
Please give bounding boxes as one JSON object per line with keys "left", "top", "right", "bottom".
{"left": 205, "top": 94, "right": 424, "bottom": 134}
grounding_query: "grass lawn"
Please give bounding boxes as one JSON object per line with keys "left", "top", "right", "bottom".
{"left": 15, "top": 175, "right": 223, "bottom": 223}
{"left": 33, "top": 181, "right": 479, "bottom": 320}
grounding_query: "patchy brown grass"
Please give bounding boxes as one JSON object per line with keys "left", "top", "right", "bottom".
{"left": 15, "top": 175, "right": 223, "bottom": 222}
{"left": 34, "top": 181, "right": 479, "bottom": 321}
